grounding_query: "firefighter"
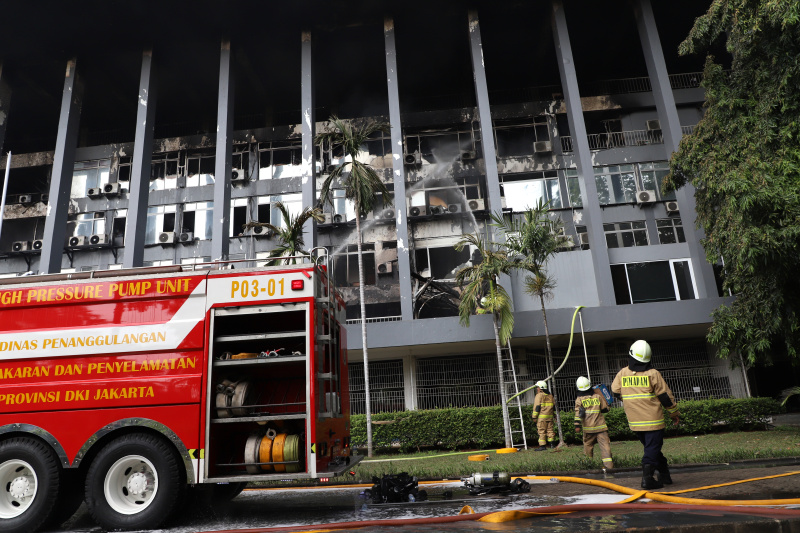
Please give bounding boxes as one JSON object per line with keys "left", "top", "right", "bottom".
{"left": 611, "top": 340, "right": 680, "bottom": 489}
{"left": 531, "top": 380, "right": 556, "bottom": 451}
{"left": 574, "top": 376, "right": 614, "bottom": 470}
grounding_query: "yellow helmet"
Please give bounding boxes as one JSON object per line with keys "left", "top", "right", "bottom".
{"left": 629, "top": 340, "right": 652, "bottom": 363}
{"left": 576, "top": 376, "right": 591, "bottom": 391}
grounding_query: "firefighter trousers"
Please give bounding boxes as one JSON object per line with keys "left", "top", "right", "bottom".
{"left": 635, "top": 429, "right": 667, "bottom": 467}
{"left": 536, "top": 418, "right": 556, "bottom": 446}
{"left": 583, "top": 430, "right": 614, "bottom": 469}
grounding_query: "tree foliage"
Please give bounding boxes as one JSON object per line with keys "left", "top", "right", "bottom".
{"left": 245, "top": 201, "right": 323, "bottom": 265}
{"left": 665, "top": 0, "right": 800, "bottom": 364}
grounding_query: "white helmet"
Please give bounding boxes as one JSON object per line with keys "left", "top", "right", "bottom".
{"left": 576, "top": 376, "right": 591, "bottom": 391}
{"left": 535, "top": 380, "right": 548, "bottom": 390}
{"left": 629, "top": 340, "right": 652, "bottom": 363}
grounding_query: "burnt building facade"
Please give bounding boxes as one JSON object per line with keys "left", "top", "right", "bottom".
{"left": 0, "top": 0, "right": 748, "bottom": 414}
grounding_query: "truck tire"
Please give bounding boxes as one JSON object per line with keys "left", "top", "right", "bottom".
{"left": 85, "top": 433, "right": 184, "bottom": 531}
{"left": 45, "top": 467, "right": 85, "bottom": 528}
{"left": 0, "top": 437, "right": 61, "bottom": 533}
{"left": 213, "top": 481, "right": 247, "bottom": 502}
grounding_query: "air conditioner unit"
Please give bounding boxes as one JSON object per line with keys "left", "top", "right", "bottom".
{"left": 665, "top": 201, "right": 680, "bottom": 215}
{"left": 87, "top": 188, "right": 103, "bottom": 198}
{"left": 360, "top": 211, "right": 374, "bottom": 221}
{"left": 460, "top": 150, "right": 477, "bottom": 161}
{"left": 89, "top": 234, "right": 110, "bottom": 246}
{"left": 533, "top": 141, "right": 553, "bottom": 154}
{"left": 18, "top": 194, "right": 33, "bottom": 204}
{"left": 404, "top": 152, "right": 421, "bottom": 166}
{"left": 179, "top": 232, "right": 194, "bottom": 244}
{"left": 579, "top": 233, "right": 590, "bottom": 246}
{"left": 468, "top": 199, "right": 485, "bottom": 211}
{"left": 12, "top": 241, "right": 31, "bottom": 252}
{"left": 32, "top": 240, "right": 44, "bottom": 251}
{"left": 382, "top": 209, "right": 396, "bottom": 220}
{"left": 333, "top": 213, "right": 344, "bottom": 223}
{"left": 636, "top": 190, "right": 656, "bottom": 204}
{"left": 103, "top": 182, "right": 121, "bottom": 196}
{"left": 428, "top": 205, "right": 446, "bottom": 215}
{"left": 377, "top": 262, "right": 393, "bottom": 275}
{"left": 251, "top": 225, "right": 273, "bottom": 237}
{"left": 40, "top": 194, "right": 49, "bottom": 204}
{"left": 68, "top": 235, "right": 88, "bottom": 247}
{"left": 408, "top": 206, "right": 426, "bottom": 217}
{"left": 231, "top": 168, "right": 247, "bottom": 184}
{"left": 646, "top": 119, "right": 662, "bottom": 131}
{"left": 158, "top": 232, "right": 177, "bottom": 244}
{"left": 447, "top": 204, "right": 462, "bottom": 214}
{"left": 320, "top": 213, "right": 333, "bottom": 225}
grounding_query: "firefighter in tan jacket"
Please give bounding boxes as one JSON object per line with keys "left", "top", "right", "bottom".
{"left": 574, "top": 376, "right": 613, "bottom": 470}
{"left": 612, "top": 340, "right": 680, "bottom": 490}
{"left": 531, "top": 380, "right": 556, "bottom": 451}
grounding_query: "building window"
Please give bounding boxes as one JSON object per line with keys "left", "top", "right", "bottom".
{"left": 71, "top": 160, "right": 111, "bottom": 198}
{"left": 70, "top": 212, "right": 105, "bottom": 237}
{"left": 576, "top": 225, "right": 589, "bottom": 249}
{"left": 150, "top": 153, "right": 180, "bottom": 191}
{"left": 404, "top": 126, "right": 479, "bottom": 163}
{"left": 494, "top": 116, "right": 550, "bottom": 158}
{"left": 183, "top": 202, "right": 214, "bottom": 240}
{"left": 414, "top": 244, "right": 471, "bottom": 279}
{"left": 181, "top": 256, "right": 212, "bottom": 269}
{"left": 259, "top": 140, "right": 305, "bottom": 179}
{"left": 112, "top": 209, "right": 127, "bottom": 246}
{"left": 269, "top": 193, "right": 302, "bottom": 230}
{"left": 145, "top": 205, "right": 176, "bottom": 244}
{"left": 565, "top": 169, "right": 583, "bottom": 207}
{"left": 230, "top": 198, "right": 249, "bottom": 237}
{"left": 595, "top": 161, "right": 675, "bottom": 205}
{"left": 657, "top": 218, "right": 685, "bottom": 244}
{"left": 604, "top": 221, "right": 648, "bottom": 248}
{"left": 611, "top": 259, "right": 697, "bottom": 305}
{"left": 143, "top": 259, "right": 174, "bottom": 267}
{"left": 185, "top": 152, "right": 215, "bottom": 187}
{"left": 639, "top": 162, "right": 676, "bottom": 201}
{"left": 333, "top": 244, "right": 376, "bottom": 287}
{"left": 501, "top": 171, "right": 561, "bottom": 211}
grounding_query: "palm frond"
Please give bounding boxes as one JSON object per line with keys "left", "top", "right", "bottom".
{"left": 780, "top": 386, "right": 800, "bottom": 406}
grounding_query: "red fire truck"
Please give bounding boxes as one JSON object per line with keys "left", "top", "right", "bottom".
{"left": 0, "top": 255, "right": 355, "bottom": 532}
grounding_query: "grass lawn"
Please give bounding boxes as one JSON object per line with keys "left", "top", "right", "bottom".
{"left": 346, "top": 426, "right": 800, "bottom": 482}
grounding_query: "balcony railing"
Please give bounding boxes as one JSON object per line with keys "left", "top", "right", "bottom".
{"left": 561, "top": 125, "right": 698, "bottom": 153}
{"left": 579, "top": 71, "right": 703, "bottom": 97}
{"left": 346, "top": 315, "right": 403, "bottom": 325}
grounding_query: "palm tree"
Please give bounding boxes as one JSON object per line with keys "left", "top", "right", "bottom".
{"left": 493, "top": 200, "right": 570, "bottom": 447}
{"left": 316, "top": 116, "right": 392, "bottom": 458}
{"left": 244, "top": 201, "right": 324, "bottom": 265}
{"left": 454, "top": 231, "right": 517, "bottom": 447}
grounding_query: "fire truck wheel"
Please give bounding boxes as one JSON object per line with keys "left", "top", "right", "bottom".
{"left": 0, "top": 437, "right": 61, "bottom": 533}
{"left": 86, "top": 433, "right": 184, "bottom": 531}
{"left": 44, "top": 467, "right": 85, "bottom": 528}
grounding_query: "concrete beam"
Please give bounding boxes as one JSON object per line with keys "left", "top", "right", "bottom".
{"left": 212, "top": 40, "right": 234, "bottom": 261}
{"left": 123, "top": 50, "right": 157, "bottom": 268}
{"left": 551, "top": 1, "right": 616, "bottom": 306}
{"left": 634, "top": 0, "right": 717, "bottom": 299}
{"left": 384, "top": 17, "right": 414, "bottom": 321}
{"left": 41, "top": 59, "right": 83, "bottom": 274}
{"left": 300, "top": 31, "right": 317, "bottom": 251}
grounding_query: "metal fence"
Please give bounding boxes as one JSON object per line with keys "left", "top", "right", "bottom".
{"left": 416, "top": 354, "right": 501, "bottom": 410}
{"left": 349, "top": 359, "right": 405, "bottom": 415}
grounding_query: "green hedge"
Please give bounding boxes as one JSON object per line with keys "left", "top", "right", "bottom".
{"left": 350, "top": 397, "right": 781, "bottom": 451}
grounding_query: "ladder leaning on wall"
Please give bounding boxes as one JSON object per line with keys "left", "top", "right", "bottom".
{"left": 501, "top": 343, "right": 527, "bottom": 450}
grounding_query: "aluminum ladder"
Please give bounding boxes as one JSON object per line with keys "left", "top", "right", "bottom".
{"left": 501, "top": 343, "right": 528, "bottom": 450}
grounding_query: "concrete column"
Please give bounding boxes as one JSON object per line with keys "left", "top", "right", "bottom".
{"left": 402, "top": 355, "right": 417, "bottom": 410}
{"left": 301, "top": 31, "right": 317, "bottom": 250}
{"left": 551, "top": 1, "right": 616, "bottom": 306}
{"left": 634, "top": 0, "right": 716, "bottom": 298}
{"left": 0, "top": 63, "right": 11, "bottom": 153}
{"left": 384, "top": 17, "right": 414, "bottom": 321}
{"left": 212, "top": 40, "right": 234, "bottom": 262}
{"left": 41, "top": 59, "right": 83, "bottom": 274}
{"left": 123, "top": 50, "right": 157, "bottom": 268}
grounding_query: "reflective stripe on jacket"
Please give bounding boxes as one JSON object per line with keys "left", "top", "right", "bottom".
{"left": 574, "top": 392, "right": 608, "bottom": 433}
{"left": 611, "top": 367, "right": 678, "bottom": 432}
{"left": 532, "top": 391, "right": 555, "bottom": 420}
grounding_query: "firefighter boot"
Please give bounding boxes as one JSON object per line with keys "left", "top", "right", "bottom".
{"left": 641, "top": 464, "right": 664, "bottom": 490}
{"left": 534, "top": 445, "right": 548, "bottom": 451}
{"left": 656, "top": 459, "right": 673, "bottom": 485}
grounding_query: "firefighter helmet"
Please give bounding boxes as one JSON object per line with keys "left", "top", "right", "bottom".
{"left": 576, "top": 376, "right": 591, "bottom": 391}
{"left": 629, "top": 340, "right": 652, "bottom": 363}
{"left": 535, "top": 380, "right": 548, "bottom": 390}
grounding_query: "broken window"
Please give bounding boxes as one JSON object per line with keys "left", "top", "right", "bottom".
{"left": 145, "top": 205, "right": 176, "bottom": 244}
{"left": 332, "top": 244, "right": 376, "bottom": 287}
{"left": 112, "top": 209, "right": 126, "bottom": 246}
{"left": 150, "top": 153, "right": 180, "bottom": 191}
{"left": 183, "top": 201, "right": 214, "bottom": 240}
{"left": 231, "top": 149, "right": 249, "bottom": 181}
{"left": 656, "top": 218, "right": 685, "bottom": 245}
{"left": 186, "top": 152, "right": 215, "bottom": 187}
{"left": 256, "top": 196, "right": 270, "bottom": 224}
{"left": 414, "top": 245, "right": 471, "bottom": 279}
{"left": 230, "top": 198, "right": 249, "bottom": 237}
{"left": 404, "top": 126, "right": 478, "bottom": 163}
{"left": 117, "top": 156, "right": 132, "bottom": 191}
{"left": 494, "top": 116, "right": 551, "bottom": 158}
{"left": 259, "top": 140, "right": 304, "bottom": 179}
{"left": 71, "top": 160, "right": 111, "bottom": 198}
{"left": 501, "top": 171, "right": 561, "bottom": 211}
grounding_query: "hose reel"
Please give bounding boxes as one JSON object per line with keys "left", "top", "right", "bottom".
{"left": 244, "top": 432, "right": 303, "bottom": 474}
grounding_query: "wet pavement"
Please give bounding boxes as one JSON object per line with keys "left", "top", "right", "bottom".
{"left": 53, "top": 460, "right": 800, "bottom": 533}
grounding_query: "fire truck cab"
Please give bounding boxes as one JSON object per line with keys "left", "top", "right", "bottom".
{"left": 0, "top": 255, "right": 354, "bottom": 532}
